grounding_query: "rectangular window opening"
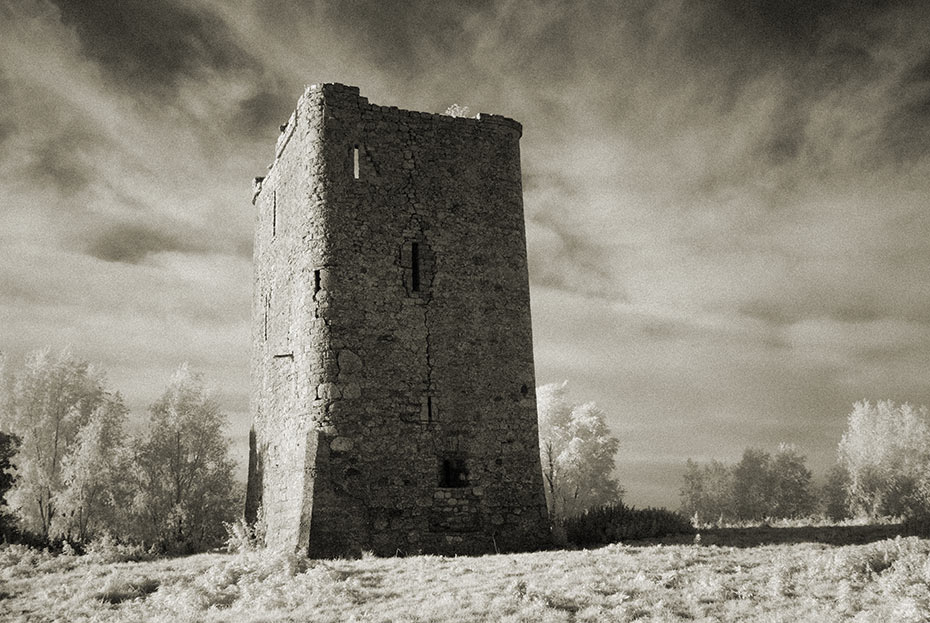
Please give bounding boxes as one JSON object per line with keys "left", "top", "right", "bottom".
{"left": 440, "top": 458, "right": 468, "bottom": 488}
{"left": 411, "top": 242, "right": 420, "bottom": 291}
{"left": 314, "top": 269, "right": 321, "bottom": 294}
{"left": 353, "top": 146, "right": 360, "bottom": 179}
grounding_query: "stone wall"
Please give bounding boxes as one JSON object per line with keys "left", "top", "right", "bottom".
{"left": 246, "top": 83, "right": 550, "bottom": 556}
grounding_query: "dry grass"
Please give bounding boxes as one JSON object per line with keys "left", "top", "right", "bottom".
{"left": 2, "top": 532, "right": 930, "bottom": 622}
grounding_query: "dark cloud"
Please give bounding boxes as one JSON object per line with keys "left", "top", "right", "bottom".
{"left": 700, "top": 0, "right": 910, "bottom": 59}
{"left": 711, "top": 0, "right": 838, "bottom": 52}
{"left": 738, "top": 300, "right": 798, "bottom": 327}
{"left": 0, "top": 275, "right": 55, "bottom": 306}
{"left": 738, "top": 292, "right": 922, "bottom": 328}
{"left": 637, "top": 318, "right": 701, "bottom": 341}
{"left": 828, "top": 304, "right": 887, "bottom": 325}
{"left": 83, "top": 213, "right": 253, "bottom": 264}
{"left": 27, "top": 128, "right": 96, "bottom": 193}
{"left": 903, "top": 54, "right": 930, "bottom": 85}
{"left": 0, "top": 120, "right": 16, "bottom": 145}
{"left": 759, "top": 103, "right": 808, "bottom": 167}
{"left": 885, "top": 99, "right": 930, "bottom": 162}
{"left": 857, "top": 340, "right": 927, "bottom": 364}
{"left": 86, "top": 223, "right": 195, "bottom": 264}
{"left": 881, "top": 51, "right": 930, "bottom": 163}
{"left": 234, "top": 237, "right": 254, "bottom": 261}
{"left": 256, "top": 0, "right": 628, "bottom": 93}
{"left": 0, "top": 67, "right": 13, "bottom": 145}
{"left": 230, "top": 81, "right": 296, "bottom": 138}
{"left": 529, "top": 214, "right": 625, "bottom": 302}
{"left": 673, "top": 0, "right": 902, "bottom": 128}
{"left": 814, "top": 41, "right": 876, "bottom": 89}
{"left": 302, "top": 1, "right": 478, "bottom": 80}
{"left": 49, "top": 0, "right": 259, "bottom": 93}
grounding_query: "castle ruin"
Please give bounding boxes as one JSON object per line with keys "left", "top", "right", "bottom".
{"left": 245, "top": 83, "right": 550, "bottom": 556}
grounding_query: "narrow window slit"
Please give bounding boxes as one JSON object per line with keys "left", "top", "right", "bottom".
{"left": 353, "top": 146, "right": 360, "bottom": 179}
{"left": 272, "top": 191, "right": 277, "bottom": 237}
{"left": 314, "top": 269, "right": 321, "bottom": 294}
{"left": 263, "top": 292, "right": 269, "bottom": 341}
{"left": 427, "top": 396, "right": 433, "bottom": 423}
{"left": 411, "top": 242, "right": 420, "bottom": 291}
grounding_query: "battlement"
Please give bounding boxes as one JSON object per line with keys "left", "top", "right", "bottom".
{"left": 253, "top": 84, "right": 522, "bottom": 206}
{"left": 303, "top": 82, "right": 522, "bottom": 132}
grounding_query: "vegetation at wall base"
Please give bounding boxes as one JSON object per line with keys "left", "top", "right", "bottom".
{"left": 562, "top": 502, "right": 694, "bottom": 547}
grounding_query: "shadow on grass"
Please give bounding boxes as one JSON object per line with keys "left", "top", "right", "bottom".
{"left": 96, "top": 578, "right": 160, "bottom": 604}
{"left": 628, "top": 523, "right": 910, "bottom": 548}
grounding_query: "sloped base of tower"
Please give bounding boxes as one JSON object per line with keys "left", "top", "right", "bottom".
{"left": 306, "top": 522, "right": 553, "bottom": 558}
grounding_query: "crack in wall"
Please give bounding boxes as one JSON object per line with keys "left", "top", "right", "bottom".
{"left": 403, "top": 202, "right": 436, "bottom": 420}
{"left": 424, "top": 296, "right": 435, "bottom": 419}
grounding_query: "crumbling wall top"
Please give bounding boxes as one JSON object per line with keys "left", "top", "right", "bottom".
{"left": 252, "top": 83, "right": 522, "bottom": 205}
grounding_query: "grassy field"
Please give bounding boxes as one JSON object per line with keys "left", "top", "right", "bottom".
{"left": 2, "top": 527, "right": 929, "bottom": 622}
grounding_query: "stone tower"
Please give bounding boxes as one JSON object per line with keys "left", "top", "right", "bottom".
{"left": 245, "top": 83, "right": 549, "bottom": 557}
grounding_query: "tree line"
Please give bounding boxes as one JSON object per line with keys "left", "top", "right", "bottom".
{"left": 681, "top": 400, "right": 930, "bottom": 524}
{"left": 0, "top": 348, "right": 238, "bottom": 552}
{"left": 679, "top": 444, "right": 820, "bottom": 523}
{"left": 1, "top": 350, "right": 626, "bottom": 551}
{"left": 13, "top": 346, "right": 918, "bottom": 548}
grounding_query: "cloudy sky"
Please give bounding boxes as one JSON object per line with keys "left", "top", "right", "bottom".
{"left": 3, "top": 0, "right": 930, "bottom": 508}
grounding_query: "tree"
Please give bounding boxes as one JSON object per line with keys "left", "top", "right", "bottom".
{"left": 732, "top": 448, "right": 774, "bottom": 521}
{"left": 0, "top": 431, "right": 20, "bottom": 540}
{"left": 769, "top": 443, "right": 815, "bottom": 519}
{"left": 0, "top": 348, "right": 107, "bottom": 539}
{"left": 537, "top": 381, "right": 623, "bottom": 521}
{"left": 679, "top": 458, "right": 733, "bottom": 524}
{"left": 682, "top": 444, "right": 816, "bottom": 524}
{"left": 838, "top": 400, "right": 930, "bottom": 518}
{"left": 129, "top": 365, "right": 238, "bottom": 552}
{"left": 821, "top": 464, "right": 851, "bottom": 521}
{"left": 55, "top": 395, "right": 131, "bottom": 543}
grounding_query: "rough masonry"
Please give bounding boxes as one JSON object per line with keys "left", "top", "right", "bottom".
{"left": 245, "top": 83, "right": 550, "bottom": 557}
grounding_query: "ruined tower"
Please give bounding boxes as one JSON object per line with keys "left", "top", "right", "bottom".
{"left": 245, "top": 83, "right": 549, "bottom": 557}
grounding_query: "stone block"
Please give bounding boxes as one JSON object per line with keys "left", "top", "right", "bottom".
{"left": 330, "top": 437, "right": 354, "bottom": 453}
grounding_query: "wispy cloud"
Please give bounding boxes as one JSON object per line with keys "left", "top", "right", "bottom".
{"left": 3, "top": 0, "right": 930, "bottom": 506}
{"left": 86, "top": 223, "right": 195, "bottom": 264}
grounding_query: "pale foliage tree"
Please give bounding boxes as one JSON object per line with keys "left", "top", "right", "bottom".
{"left": 129, "top": 365, "right": 238, "bottom": 552}
{"left": 838, "top": 400, "right": 930, "bottom": 518}
{"left": 537, "top": 381, "right": 622, "bottom": 520}
{"left": 55, "top": 396, "right": 131, "bottom": 543}
{"left": 0, "top": 348, "right": 107, "bottom": 539}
